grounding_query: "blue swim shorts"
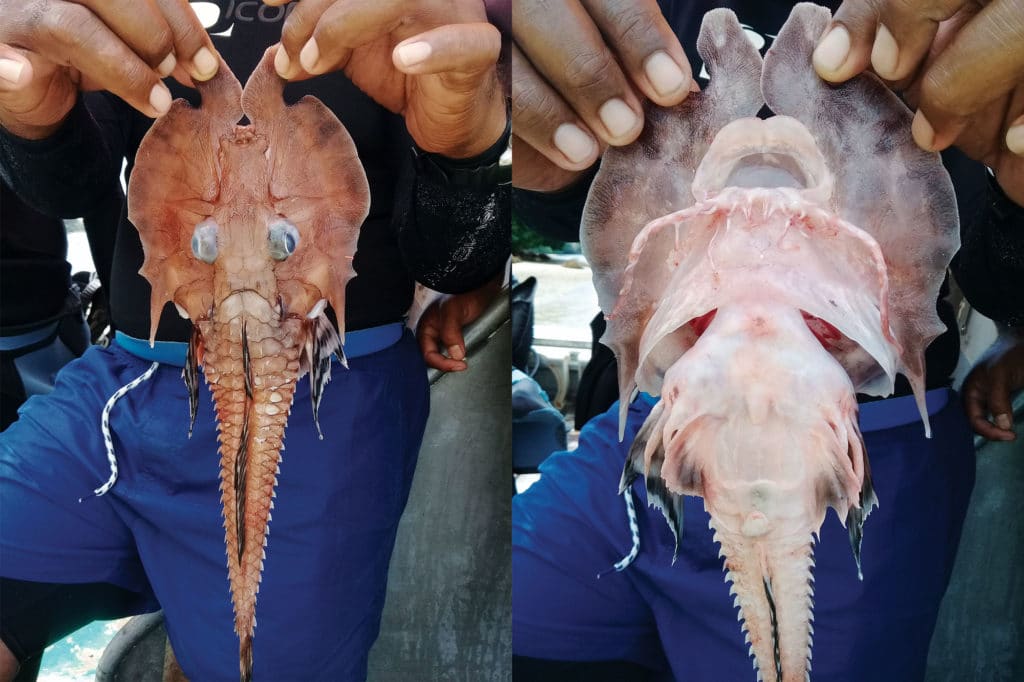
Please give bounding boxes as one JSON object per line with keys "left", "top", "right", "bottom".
{"left": 0, "top": 329, "right": 429, "bottom": 681}
{"left": 512, "top": 389, "right": 975, "bottom": 681}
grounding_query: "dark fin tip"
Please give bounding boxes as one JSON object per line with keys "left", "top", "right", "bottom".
{"left": 848, "top": 471, "right": 878, "bottom": 581}
{"left": 235, "top": 409, "right": 250, "bottom": 564}
{"left": 241, "top": 321, "right": 253, "bottom": 400}
{"left": 240, "top": 635, "right": 253, "bottom": 682}
{"left": 763, "top": 577, "right": 783, "bottom": 681}
{"left": 644, "top": 473, "right": 684, "bottom": 562}
{"left": 185, "top": 327, "right": 201, "bottom": 438}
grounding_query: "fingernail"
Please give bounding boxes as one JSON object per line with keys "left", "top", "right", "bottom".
{"left": 912, "top": 109, "right": 935, "bottom": 150}
{"left": 300, "top": 39, "right": 320, "bottom": 74}
{"left": 995, "top": 413, "right": 1012, "bottom": 430}
{"left": 192, "top": 47, "right": 218, "bottom": 80}
{"left": 813, "top": 25, "right": 850, "bottom": 74}
{"left": 553, "top": 123, "right": 597, "bottom": 165}
{"left": 870, "top": 24, "right": 899, "bottom": 79}
{"left": 274, "top": 47, "right": 290, "bottom": 77}
{"left": 598, "top": 98, "right": 639, "bottom": 140}
{"left": 149, "top": 82, "right": 172, "bottom": 115}
{"left": 0, "top": 58, "right": 24, "bottom": 85}
{"left": 644, "top": 51, "right": 686, "bottom": 97}
{"left": 396, "top": 41, "right": 431, "bottom": 67}
{"left": 1006, "top": 124, "right": 1024, "bottom": 156}
{"left": 448, "top": 344, "right": 465, "bottom": 361}
{"left": 157, "top": 53, "right": 176, "bottom": 78}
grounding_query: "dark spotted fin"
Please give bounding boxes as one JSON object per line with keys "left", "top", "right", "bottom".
{"left": 184, "top": 327, "right": 202, "bottom": 438}
{"left": 619, "top": 401, "right": 664, "bottom": 494}
{"left": 847, "top": 465, "right": 878, "bottom": 581}
{"left": 306, "top": 314, "right": 343, "bottom": 440}
{"left": 645, "top": 450, "right": 686, "bottom": 565}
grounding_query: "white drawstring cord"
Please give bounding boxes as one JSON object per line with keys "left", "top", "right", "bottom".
{"left": 598, "top": 485, "right": 641, "bottom": 577}
{"left": 80, "top": 361, "right": 159, "bottom": 502}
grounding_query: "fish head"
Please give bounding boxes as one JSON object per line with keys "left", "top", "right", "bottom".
{"left": 129, "top": 46, "right": 370, "bottom": 345}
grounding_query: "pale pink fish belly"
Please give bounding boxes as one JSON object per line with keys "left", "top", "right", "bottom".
{"left": 586, "top": 5, "right": 959, "bottom": 681}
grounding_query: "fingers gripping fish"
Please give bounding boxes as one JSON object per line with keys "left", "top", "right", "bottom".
{"left": 127, "top": 48, "right": 370, "bottom": 681}
{"left": 583, "top": 5, "right": 959, "bottom": 680}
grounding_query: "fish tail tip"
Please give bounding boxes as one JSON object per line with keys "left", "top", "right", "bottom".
{"left": 239, "top": 636, "right": 253, "bottom": 682}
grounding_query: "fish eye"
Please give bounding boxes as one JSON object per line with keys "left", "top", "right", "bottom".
{"left": 191, "top": 220, "right": 218, "bottom": 264}
{"left": 268, "top": 218, "right": 299, "bottom": 261}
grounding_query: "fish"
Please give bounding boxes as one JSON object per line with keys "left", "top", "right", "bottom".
{"left": 581, "top": 4, "right": 959, "bottom": 680}
{"left": 127, "top": 47, "right": 370, "bottom": 682}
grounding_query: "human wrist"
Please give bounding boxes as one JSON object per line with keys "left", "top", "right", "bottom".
{"left": 0, "top": 112, "right": 67, "bottom": 141}
{"left": 990, "top": 172, "right": 1024, "bottom": 219}
{"left": 412, "top": 106, "right": 510, "bottom": 190}
{"left": 418, "top": 89, "right": 507, "bottom": 159}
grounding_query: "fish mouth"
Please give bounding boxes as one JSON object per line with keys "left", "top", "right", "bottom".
{"left": 692, "top": 116, "right": 833, "bottom": 204}
{"left": 214, "top": 290, "right": 276, "bottom": 322}
{"left": 726, "top": 152, "right": 808, "bottom": 190}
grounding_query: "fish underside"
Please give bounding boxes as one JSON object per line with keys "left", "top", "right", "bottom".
{"left": 128, "top": 48, "right": 370, "bottom": 681}
{"left": 581, "top": 4, "right": 959, "bottom": 680}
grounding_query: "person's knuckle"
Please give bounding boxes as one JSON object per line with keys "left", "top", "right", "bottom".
{"left": 561, "top": 48, "right": 615, "bottom": 95}
{"left": 40, "top": 3, "right": 89, "bottom": 47}
{"left": 6, "top": 0, "right": 39, "bottom": 42}
{"left": 120, "top": 56, "right": 154, "bottom": 91}
{"left": 512, "top": 74, "right": 560, "bottom": 133}
{"left": 147, "top": 25, "right": 174, "bottom": 59}
{"left": 169, "top": 16, "right": 203, "bottom": 52}
{"left": 920, "top": 64, "right": 963, "bottom": 114}
{"left": 605, "top": 5, "right": 660, "bottom": 52}
{"left": 280, "top": 13, "right": 307, "bottom": 51}
{"left": 311, "top": 16, "right": 341, "bottom": 47}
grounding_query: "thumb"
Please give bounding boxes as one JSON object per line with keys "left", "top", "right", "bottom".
{"left": 439, "top": 300, "right": 467, "bottom": 363}
{"left": 0, "top": 45, "right": 74, "bottom": 138}
{"left": 392, "top": 23, "right": 500, "bottom": 79}
{"left": 0, "top": 45, "right": 31, "bottom": 91}
{"left": 986, "top": 366, "right": 1015, "bottom": 437}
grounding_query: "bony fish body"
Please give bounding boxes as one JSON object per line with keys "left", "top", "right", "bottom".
{"left": 128, "top": 47, "right": 369, "bottom": 681}
{"left": 587, "top": 4, "right": 957, "bottom": 680}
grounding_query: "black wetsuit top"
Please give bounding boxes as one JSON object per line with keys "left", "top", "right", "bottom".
{"left": 0, "top": 182, "right": 70, "bottom": 331}
{"left": 0, "top": 0, "right": 509, "bottom": 343}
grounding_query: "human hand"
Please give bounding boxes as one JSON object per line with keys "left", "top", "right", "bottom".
{"left": 962, "top": 332, "right": 1024, "bottom": 442}
{"left": 812, "top": 0, "right": 1024, "bottom": 204}
{"left": 512, "top": 0, "right": 693, "bottom": 192}
{"left": 0, "top": 0, "right": 220, "bottom": 140}
{"left": 417, "top": 275, "right": 504, "bottom": 372}
{"left": 268, "top": 0, "right": 505, "bottom": 159}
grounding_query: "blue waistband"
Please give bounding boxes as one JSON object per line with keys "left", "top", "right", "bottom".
{"left": 637, "top": 386, "right": 951, "bottom": 433}
{"left": 859, "top": 387, "right": 950, "bottom": 432}
{"left": 0, "top": 321, "right": 59, "bottom": 351}
{"left": 114, "top": 322, "right": 405, "bottom": 368}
